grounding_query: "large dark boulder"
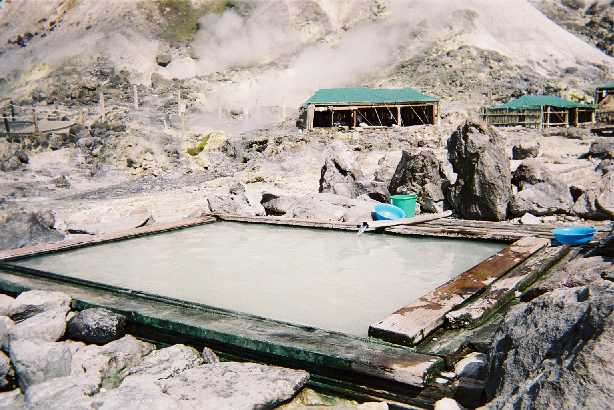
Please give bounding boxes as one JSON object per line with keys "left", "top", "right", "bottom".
{"left": 484, "top": 255, "right": 614, "bottom": 409}
{"left": 509, "top": 160, "right": 574, "bottom": 216}
{"left": 0, "top": 211, "right": 64, "bottom": 251}
{"left": 66, "top": 308, "right": 127, "bottom": 345}
{"left": 446, "top": 121, "right": 512, "bottom": 221}
{"left": 388, "top": 150, "right": 447, "bottom": 213}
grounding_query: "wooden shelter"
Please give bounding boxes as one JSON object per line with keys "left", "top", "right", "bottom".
{"left": 594, "top": 82, "right": 614, "bottom": 134}
{"left": 481, "top": 95, "right": 594, "bottom": 128}
{"left": 300, "top": 87, "right": 439, "bottom": 130}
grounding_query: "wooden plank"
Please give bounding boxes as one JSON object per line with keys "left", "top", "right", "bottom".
{"left": 369, "top": 236, "right": 549, "bottom": 346}
{"left": 212, "top": 213, "right": 359, "bottom": 231}
{"left": 387, "top": 225, "right": 528, "bottom": 242}
{"left": 445, "top": 245, "right": 569, "bottom": 328}
{"left": 0, "top": 267, "right": 443, "bottom": 395}
{"left": 0, "top": 216, "right": 217, "bottom": 261}
{"left": 359, "top": 211, "right": 452, "bottom": 231}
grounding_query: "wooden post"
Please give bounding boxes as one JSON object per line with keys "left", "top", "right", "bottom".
{"left": 432, "top": 103, "right": 438, "bottom": 125}
{"left": 3, "top": 115, "right": 10, "bottom": 137}
{"left": 99, "top": 91, "right": 105, "bottom": 120}
{"left": 540, "top": 106, "right": 544, "bottom": 129}
{"left": 32, "top": 109, "right": 39, "bottom": 133}
{"left": 133, "top": 85, "right": 139, "bottom": 110}
{"left": 396, "top": 106, "right": 401, "bottom": 126}
{"left": 574, "top": 109, "right": 578, "bottom": 127}
{"left": 545, "top": 105, "right": 550, "bottom": 128}
{"left": 352, "top": 109, "right": 357, "bottom": 128}
{"left": 306, "top": 104, "right": 315, "bottom": 130}
{"left": 10, "top": 100, "right": 15, "bottom": 121}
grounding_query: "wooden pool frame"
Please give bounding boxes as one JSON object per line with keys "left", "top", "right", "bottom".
{"left": 0, "top": 213, "right": 573, "bottom": 407}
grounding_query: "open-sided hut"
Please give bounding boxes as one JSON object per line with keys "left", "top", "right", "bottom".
{"left": 594, "top": 82, "right": 614, "bottom": 131}
{"left": 481, "top": 95, "right": 594, "bottom": 128}
{"left": 299, "top": 87, "right": 439, "bottom": 130}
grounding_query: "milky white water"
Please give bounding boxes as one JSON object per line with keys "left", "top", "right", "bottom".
{"left": 16, "top": 222, "right": 504, "bottom": 336}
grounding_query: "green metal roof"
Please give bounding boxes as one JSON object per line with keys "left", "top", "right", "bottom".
{"left": 492, "top": 95, "right": 592, "bottom": 110}
{"left": 597, "top": 81, "right": 614, "bottom": 90}
{"left": 304, "top": 87, "right": 439, "bottom": 105}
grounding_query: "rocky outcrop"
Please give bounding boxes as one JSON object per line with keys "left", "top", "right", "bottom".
{"left": 483, "top": 254, "right": 614, "bottom": 409}
{"left": 319, "top": 145, "right": 390, "bottom": 202}
{"left": 512, "top": 142, "right": 539, "bottom": 160}
{"left": 0, "top": 351, "right": 13, "bottom": 389}
{"left": 509, "top": 159, "right": 573, "bottom": 216}
{"left": 0, "top": 211, "right": 64, "bottom": 251}
{"left": 70, "top": 335, "right": 154, "bottom": 388}
{"left": 9, "top": 340, "right": 72, "bottom": 390}
{"left": 587, "top": 140, "right": 614, "bottom": 159}
{"left": 388, "top": 150, "right": 447, "bottom": 213}
{"left": 66, "top": 308, "right": 127, "bottom": 345}
{"left": 121, "top": 344, "right": 203, "bottom": 382}
{"left": 207, "top": 182, "right": 264, "bottom": 216}
{"left": 0, "top": 389, "right": 26, "bottom": 410}
{"left": 201, "top": 347, "right": 219, "bottom": 364}
{"left": 156, "top": 363, "right": 309, "bottom": 409}
{"left": 0, "top": 145, "right": 29, "bottom": 172}
{"left": 8, "top": 309, "right": 67, "bottom": 342}
{"left": 10, "top": 290, "right": 71, "bottom": 322}
{"left": 446, "top": 121, "right": 512, "bottom": 221}
{"left": 572, "top": 172, "right": 614, "bottom": 220}
{"left": 0, "top": 317, "right": 12, "bottom": 351}
{"left": 261, "top": 192, "right": 377, "bottom": 223}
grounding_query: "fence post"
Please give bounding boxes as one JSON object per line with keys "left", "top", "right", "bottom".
{"left": 3, "top": 115, "right": 10, "bottom": 137}
{"left": 133, "top": 85, "right": 139, "bottom": 110}
{"left": 10, "top": 100, "right": 15, "bottom": 121}
{"left": 99, "top": 91, "right": 106, "bottom": 120}
{"left": 32, "top": 109, "right": 39, "bottom": 133}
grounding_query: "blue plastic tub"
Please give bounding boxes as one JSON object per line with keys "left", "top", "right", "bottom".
{"left": 552, "top": 226, "right": 596, "bottom": 245}
{"left": 373, "top": 203, "right": 406, "bottom": 221}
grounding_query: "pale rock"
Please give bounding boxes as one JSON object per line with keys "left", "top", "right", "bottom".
{"left": 9, "top": 309, "right": 66, "bottom": 342}
{"left": 158, "top": 362, "right": 309, "bottom": 409}
{"left": 24, "top": 375, "right": 99, "bottom": 410}
{"left": 122, "top": 344, "right": 203, "bottom": 381}
{"left": 434, "top": 397, "right": 464, "bottom": 410}
{"left": 0, "top": 295, "right": 14, "bottom": 317}
{"left": 10, "top": 290, "right": 71, "bottom": 321}
{"left": 9, "top": 339, "right": 72, "bottom": 390}
{"left": 0, "top": 389, "right": 26, "bottom": 410}
{"left": 519, "top": 212, "right": 541, "bottom": 225}
{"left": 0, "top": 316, "right": 14, "bottom": 350}
{"left": 201, "top": 347, "right": 219, "bottom": 364}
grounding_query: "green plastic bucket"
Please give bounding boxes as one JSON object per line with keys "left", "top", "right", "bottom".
{"left": 391, "top": 194, "right": 417, "bottom": 218}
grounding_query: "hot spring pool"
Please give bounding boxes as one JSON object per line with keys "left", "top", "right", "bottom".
{"left": 15, "top": 222, "right": 505, "bottom": 336}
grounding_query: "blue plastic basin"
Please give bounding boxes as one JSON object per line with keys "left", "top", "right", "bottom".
{"left": 552, "top": 226, "right": 596, "bottom": 245}
{"left": 373, "top": 203, "right": 406, "bottom": 221}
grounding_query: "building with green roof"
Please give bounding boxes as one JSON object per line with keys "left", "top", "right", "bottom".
{"left": 299, "top": 87, "right": 439, "bottom": 130}
{"left": 481, "top": 95, "right": 594, "bottom": 128}
{"left": 594, "top": 82, "right": 614, "bottom": 134}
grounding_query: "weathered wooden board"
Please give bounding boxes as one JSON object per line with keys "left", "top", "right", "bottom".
{"left": 445, "top": 245, "right": 569, "bottom": 328}
{"left": 212, "top": 213, "right": 359, "bottom": 230}
{"left": 369, "top": 236, "right": 549, "bottom": 346}
{"left": 0, "top": 266, "right": 443, "bottom": 396}
{"left": 359, "top": 211, "right": 452, "bottom": 231}
{"left": 0, "top": 216, "right": 217, "bottom": 261}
